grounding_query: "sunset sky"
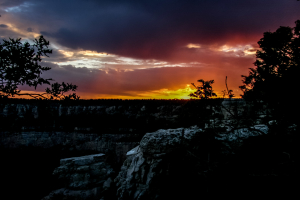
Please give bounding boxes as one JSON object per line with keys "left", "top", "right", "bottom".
{"left": 1, "top": 0, "right": 300, "bottom": 99}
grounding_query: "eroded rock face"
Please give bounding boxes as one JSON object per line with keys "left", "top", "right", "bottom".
{"left": 216, "top": 124, "right": 268, "bottom": 141}
{"left": 114, "top": 124, "right": 270, "bottom": 200}
{"left": 139, "top": 126, "right": 201, "bottom": 155}
{"left": 42, "top": 154, "right": 115, "bottom": 200}
{"left": 114, "top": 126, "right": 202, "bottom": 200}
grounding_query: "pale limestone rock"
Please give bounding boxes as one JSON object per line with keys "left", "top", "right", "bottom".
{"left": 139, "top": 125, "right": 201, "bottom": 155}
{"left": 114, "top": 123, "right": 273, "bottom": 200}
{"left": 114, "top": 126, "right": 202, "bottom": 200}
{"left": 126, "top": 146, "right": 140, "bottom": 156}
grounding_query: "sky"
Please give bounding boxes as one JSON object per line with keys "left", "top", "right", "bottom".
{"left": 1, "top": 0, "right": 300, "bottom": 99}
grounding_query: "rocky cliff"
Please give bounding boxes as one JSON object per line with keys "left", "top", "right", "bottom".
{"left": 43, "top": 121, "right": 298, "bottom": 200}
{"left": 113, "top": 125, "right": 270, "bottom": 200}
{"left": 1, "top": 99, "right": 290, "bottom": 200}
{"left": 0, "top": 99, "right": 252, "bottom": 168}
{"left": 0, "top": 99, "right": 252, "bottom": 133}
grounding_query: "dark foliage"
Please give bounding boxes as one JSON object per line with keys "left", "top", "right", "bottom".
{"left": 189, "top": 79, "right": 217, "bottom": 99}
{"left": 0, "top": 35, "right": 79, "bottom": 100}
{"left": 239, "top": 20, "right": 300, "bottom": 128}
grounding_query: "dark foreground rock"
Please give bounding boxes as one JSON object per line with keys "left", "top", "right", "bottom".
{"left": 42, "top": 154, "right": 116, "bottom": 200}
{"left": 38, "top": 123, "right": 299, "bottom": 199}
{"left": 114, "top": 124, "right": 298, "bottom": 199}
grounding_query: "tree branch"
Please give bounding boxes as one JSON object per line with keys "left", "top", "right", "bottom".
{"left": 16, "top": 93, "right": 48, "bottom": 99}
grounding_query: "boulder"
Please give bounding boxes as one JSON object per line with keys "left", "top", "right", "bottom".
{"left": 139, "top": 125, "right": 201, "bottom": 155}
{"left": 216, "top": 124, "right": 268, "bottom": 142}
{"left": 42, "top": 154, "right": 115, "bottom": 200}
{"left": 114, "top": 126, "right": 202, "bottom": 200}
{"left": 114, "top": 124, "right": 271, "bottom": 200}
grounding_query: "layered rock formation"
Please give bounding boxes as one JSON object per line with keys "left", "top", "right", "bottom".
{"left": 114, "top": 124, "right": 270, "bottom": 200}
{"left": 114, "top": 126, "right": 201, "bottom": 200}
{"left": 0, "top": 99, "right": 250, "bottom": 168}
{"left": 0, "top": 99, "right": 249, "bottom": 133}
{"left": 42, "top": 154, "right": 115, "bottom": 200}
{"left": 40, "top": 121, "right": 298, "bottom": 199}
{"left": 2, "top": 99, "right": 296, "bottom": 199}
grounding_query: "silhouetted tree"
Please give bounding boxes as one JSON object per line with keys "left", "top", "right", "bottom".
{"left": 0, "top": 35, "right": 79, "bottom": 100}
{"left": 45, "top": 82, "right": 79, "bottom": 100}
{"left": 239, "top": 20, "right": 300, "bottom": 128}
{"left": 222, "top": 76, "right": 234, "bottom": 99}
{"left": 189, "top": 79, "right": 217, "bottom": 99}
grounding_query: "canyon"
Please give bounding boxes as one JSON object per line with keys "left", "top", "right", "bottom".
{"left": 0, "top": 99, "right": 297, "bottom": 199}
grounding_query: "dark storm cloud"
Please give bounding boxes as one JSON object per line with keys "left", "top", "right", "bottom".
{"left": 0, "top": 24, "right": 8, "bottom": 28}
{"left": 0, "top": 0, "right": 26, "bottom": 7}
{"left": 5, "top": 0, "right": 299, "bottom": 61}
{"left": 41, "top": 48, "right": 73, "bottom": 63}
{"left": 0, "top": 29, "right": 26, "bottom": 40}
